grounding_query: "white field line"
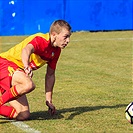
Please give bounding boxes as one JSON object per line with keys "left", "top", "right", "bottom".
{"left": 71, "top": 37, "right": 133, "bottom": 42}
{"left": 1, "top": 42, "right": 19, "bottom": 45}
{"left": 0, "top": 37, "right": 133, "bottom": 45}
{"left": 11, "top": 121, "right": 41, "bottom": 133}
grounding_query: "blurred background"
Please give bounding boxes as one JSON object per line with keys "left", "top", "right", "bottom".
{"left": 0, "top": 0, "right": 132, "bottom": 36}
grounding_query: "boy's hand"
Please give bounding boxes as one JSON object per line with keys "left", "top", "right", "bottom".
{"left": 24, "top": 66, "right": 33, "bottom": 78}
{"left": 46, "top": 101, "right": 56, "bottom": 115}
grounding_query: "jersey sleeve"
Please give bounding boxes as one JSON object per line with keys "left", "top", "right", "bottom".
{"left": 28, "top": 36, "right": 47, "bottom": 54}
{"left": 47, "top": 48, "right": 61, "bottom": 70}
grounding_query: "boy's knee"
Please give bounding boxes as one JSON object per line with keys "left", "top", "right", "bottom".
{"left": 16, "top": 111, "right": 30, "bottom": 121}
{"left": 13, "top": 71, "right": 36, "bottom": 94}
{"left": 25, "top": 80, "right": 35, "bottom": 93}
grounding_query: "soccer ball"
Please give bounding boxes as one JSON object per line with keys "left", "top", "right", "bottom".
{"left": 125, "top": 102, "right": 133, "bottom": 124}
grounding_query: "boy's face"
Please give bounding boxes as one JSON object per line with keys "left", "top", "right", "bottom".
{"left": 53, "top": 28, "right": 71, "bottom": 49}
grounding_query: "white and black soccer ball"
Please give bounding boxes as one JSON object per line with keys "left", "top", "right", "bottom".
{"left": 125, "top": 102, "right": 133, "bottom": 124}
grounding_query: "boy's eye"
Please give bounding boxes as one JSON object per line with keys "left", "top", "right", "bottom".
{"left": 63, "top": 36, "right": 67, "bottom": 39}
{"left": 64, "top": 35, "right": 69, "bottom": 39}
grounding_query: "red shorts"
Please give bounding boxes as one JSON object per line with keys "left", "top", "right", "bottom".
{"left": 0, "top": 57, "right": 23, "bottom": 94}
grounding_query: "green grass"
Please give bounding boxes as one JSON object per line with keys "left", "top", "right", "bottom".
{"left": 0, "top": 31, "right": 132, "bottom": 133}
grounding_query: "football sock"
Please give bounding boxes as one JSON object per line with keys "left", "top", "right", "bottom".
{"left": 0, "top": 86, "right": 19, "bottom": 106}
{"left": 0, "top": 105, "right": 16, "bottom": 119}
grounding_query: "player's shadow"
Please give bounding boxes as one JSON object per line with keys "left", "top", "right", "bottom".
{"left": 0, "top": 104, "right": 127, "bottom": 123}
{"left": 29, "top": 104, "right": 127, "bottom": 120}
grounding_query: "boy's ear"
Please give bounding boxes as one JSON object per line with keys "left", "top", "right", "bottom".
{"left": 52, "top": 31, "right": 58, "bottom": 40}
{"left": 51, "top": 31, "right": 57, "bottom": 36}
{"left": 51, "top": 31, "right": 57, "bottom": 41}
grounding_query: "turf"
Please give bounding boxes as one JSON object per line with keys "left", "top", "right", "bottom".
{"left": 0, "top": 31, "right": 132, "bottom": 133}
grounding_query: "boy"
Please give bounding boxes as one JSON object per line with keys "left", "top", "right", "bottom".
{"left": 0, "top": 20, "right": 71, "bottom": 120}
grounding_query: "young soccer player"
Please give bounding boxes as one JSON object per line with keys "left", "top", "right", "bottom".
{"left": 0, "top": 20, "right": 71, "bottom": 120}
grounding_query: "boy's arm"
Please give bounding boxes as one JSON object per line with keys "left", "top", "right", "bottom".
{"left": 45, "top": 65, "right": 56, "bottom": 115}
{"left": 21, "top": 44, "right": 34, "bottom": 77}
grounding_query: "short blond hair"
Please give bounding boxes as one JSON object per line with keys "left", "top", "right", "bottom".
{"left": 50, "top": 20, "right": 71, "bottom": 34}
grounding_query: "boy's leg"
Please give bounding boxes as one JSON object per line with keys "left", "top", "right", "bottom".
{"left": 0, "top": 95, "right": 30, "bottom": 120}
{"left": 0, "top": 58, "right": 34, "bottom": 120}
{"left": 0, "top": 70, "right": 35, "bottom": 106}
{"left": 0, "top": 90, "right": 16, "bottom": 119}
{"left": 9, "top": 94, "right": 30, "bottom": 120}
{"left": 0, "top": 105, "right": 16, "bottom": 119}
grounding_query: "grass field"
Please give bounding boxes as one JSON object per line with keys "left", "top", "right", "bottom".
{"left": 0, "top": 31, "right": 132, "bottom": 133}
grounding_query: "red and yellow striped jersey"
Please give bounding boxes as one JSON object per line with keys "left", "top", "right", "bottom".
{"left": 0, "top": 33, "right": 61, "bottom": 70}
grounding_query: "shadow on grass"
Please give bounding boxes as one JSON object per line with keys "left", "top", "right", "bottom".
{"left": 0, "top": 104, "right": 127, "bottom": 123}
{"left": 29, "top": 104, "right": 127, "bottom": 120}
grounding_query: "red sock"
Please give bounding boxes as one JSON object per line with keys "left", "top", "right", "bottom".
{"left": 0, "top": 105, "right": 16, "bottom": 119}
{"left": 0, "top": 86, "right": 19, "bottom": 106}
